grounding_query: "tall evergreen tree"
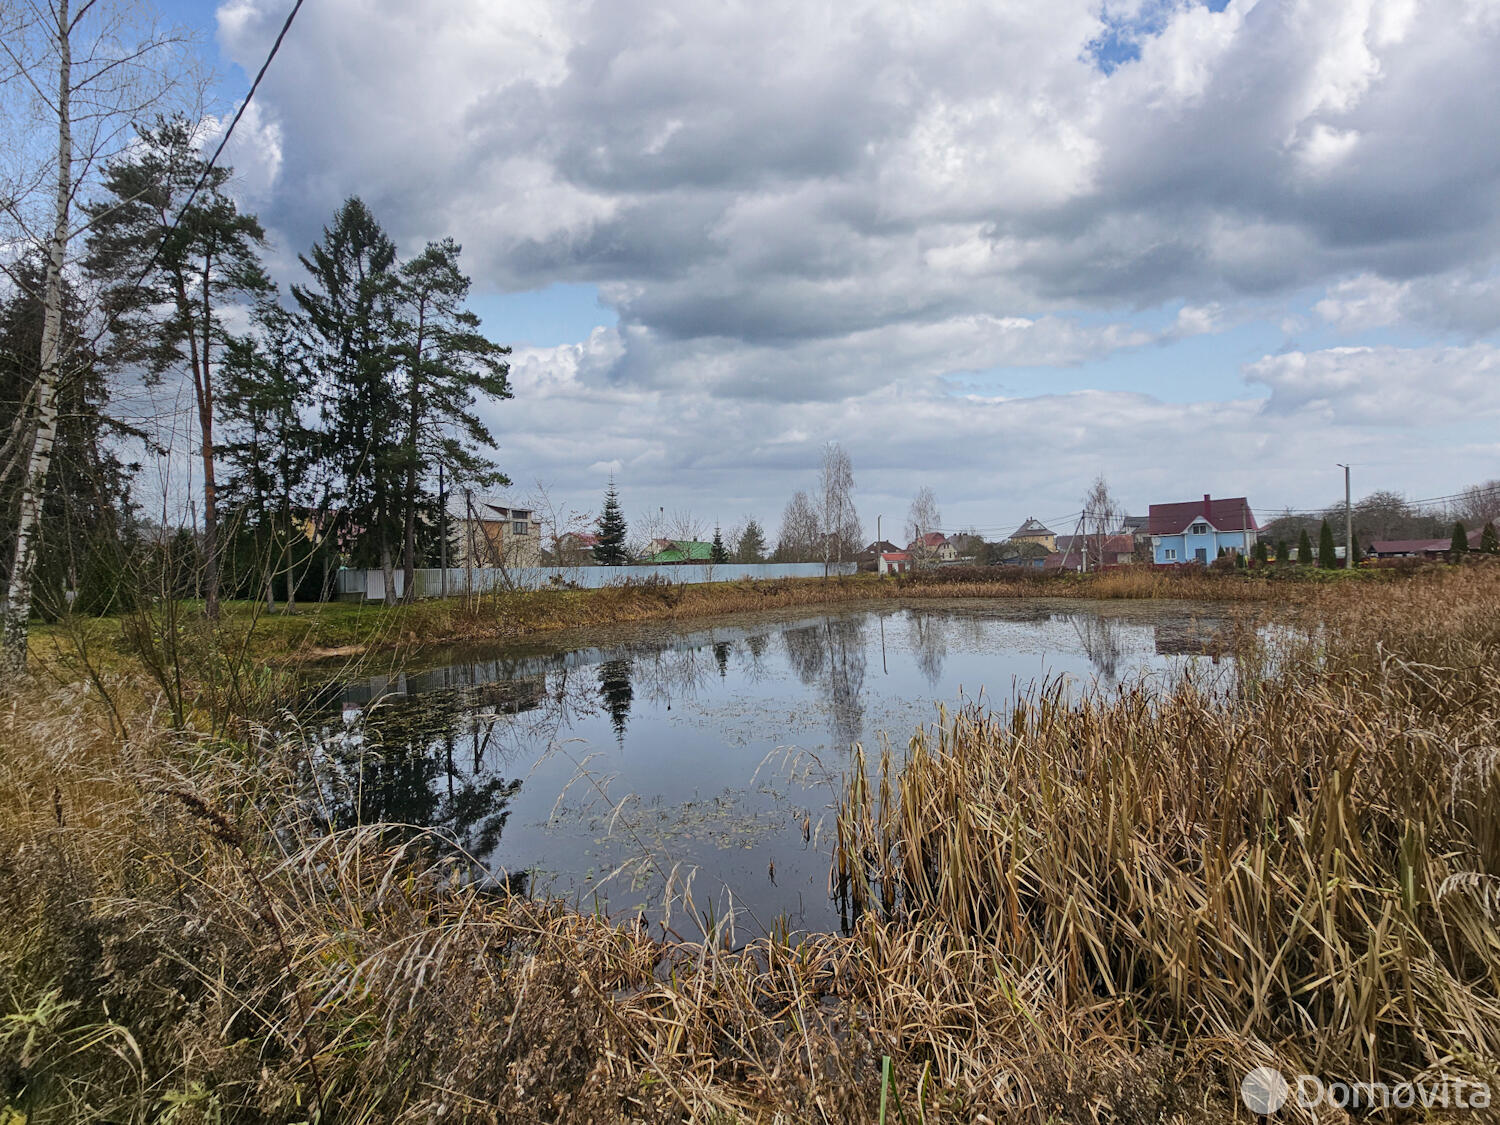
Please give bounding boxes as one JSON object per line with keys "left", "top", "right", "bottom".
{"left": 710, "top": 525, "right": 728, "bottom": 563}
{"left": 219, "top": 295, "right": 321, "bottom": 610}
{"left": 292, "top": 198, "right": 403, "bottom": 603}
{"left": 736, "top": 519, "right": 767, "bottom": 563}
{"left": 1298, "top": 528, "right": 1314, "bottom": 566}
{"left": 1481, "top": 521, "right": 1499, "bottom": 555}
{"left": 394, "top": 238, "right": 511, "bottom": 602}
{"left": 85, "top": 117, "right": 269, "bottom": 620}
{"left": 1252, "top": 539, "right": 1268, "bottom": 566}
{"left": 1318, "top": 520, "right": 1338, "bottom": 569}
{"left": 1450, "top": 520, "right": 1469, "bottom": 559}
{"left": 593, "top": 479, "right": 629, "bottom": 564}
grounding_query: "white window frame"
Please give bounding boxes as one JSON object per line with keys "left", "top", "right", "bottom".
{"left": 1164, "top": 548, "right": 1178, "bottom": 561}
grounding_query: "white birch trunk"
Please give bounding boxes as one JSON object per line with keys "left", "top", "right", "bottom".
{"left": 2, "top": 1, "right": 71, "bottom": 675}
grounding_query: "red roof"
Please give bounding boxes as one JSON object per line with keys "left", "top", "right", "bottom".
{"left": 1370, "top": 530, "right": 1482, "bottom": 555}
{"left": 881, "top": 551, "right": 911, "bottom": 561}
{"left": 1147, "top": 495, "right": 1257, "bottom": 535}
{"left": 910, "top": 532, "right": 948, "bottom": 549}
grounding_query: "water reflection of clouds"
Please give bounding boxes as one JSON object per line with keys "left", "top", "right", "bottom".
{"left": 306, "top": 602, "right": 1238, "bottom": 934}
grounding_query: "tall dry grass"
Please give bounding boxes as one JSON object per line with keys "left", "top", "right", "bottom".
{"left": 1, "top": 565, "right": 1496, "bottom": 1122}
{"left": 838, "top": 565, "right": 1500, "bottom": 1108}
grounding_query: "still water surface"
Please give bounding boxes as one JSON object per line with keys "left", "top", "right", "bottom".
{"left": 311, "top": 599, "right": 1232, "bottom": 934}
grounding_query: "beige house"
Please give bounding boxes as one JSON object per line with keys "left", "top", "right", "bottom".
{"left": 456, "top": 501, "right": 543, "bottom": 568}
{"left": 1009, "top": 517, "right": 1057, "bottom": 553}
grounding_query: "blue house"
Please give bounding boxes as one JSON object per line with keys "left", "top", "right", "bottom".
{"left": 1148, "top": 494, "right": 1258, "bottom": 565}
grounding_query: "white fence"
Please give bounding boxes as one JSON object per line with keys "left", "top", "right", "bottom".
{"left": 335, "top": 561, "right": 858, "bottom": 601}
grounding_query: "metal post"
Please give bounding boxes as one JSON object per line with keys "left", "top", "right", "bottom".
{"left": 1346, "top": 464, "right": 1353, "bottom": 569}
{"left": 463, "top": 486, "right": 475, "bottom": 600}
{"left": 438, "top": 461, "right": 448, "bottom": 598}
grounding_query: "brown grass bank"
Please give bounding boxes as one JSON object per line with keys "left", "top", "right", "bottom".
{"left": 34, "top": 560, "right": 1394, "bottom": 683}
{"left": 2, "top": 566, "right": 1497, "bottom": 1122}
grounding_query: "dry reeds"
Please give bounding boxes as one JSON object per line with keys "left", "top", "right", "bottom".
{"left": 1, "top": 567, "right": 1496, "bottom": 1122}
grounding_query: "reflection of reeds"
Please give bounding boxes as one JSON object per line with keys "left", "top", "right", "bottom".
{"left": 5, "top": 566, "right": 1498, "bottom": 1120}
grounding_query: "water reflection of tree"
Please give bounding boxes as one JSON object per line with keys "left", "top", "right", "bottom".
{"left": 713, "top": 641, "right": 731, "bottom": 679}
{"left": 1069, "top": 612, "right": 1127, "bottom": 682}
{"left": 597, "top": 659, "right": 633, "bottom": 742}
{"left": 745, "top": 632, "right": 768, "bottom": 663}
{"left": 630, "top": 643, "right": 718, "bottom": 710}
{"left": 783, "top": 617, "right": 867, "bottom": 750}
{"left": 316, "top": 688, "right": 524, "bottom": 859}
{"left": 908, "top": 610, "right": 948, "bottom": 687}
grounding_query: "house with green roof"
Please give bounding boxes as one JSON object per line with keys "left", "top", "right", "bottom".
{"left": 643, "top": 539, "right": 714, "bottom": 564}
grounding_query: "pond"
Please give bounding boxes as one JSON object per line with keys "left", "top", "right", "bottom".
{"left": 305, "top": 599, "right": 1236, "bottom": 936}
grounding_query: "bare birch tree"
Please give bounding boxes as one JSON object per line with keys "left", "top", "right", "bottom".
{"left": 905, "top": 486, "right": 941, "bottom": 566}
{"left": 776, "top": 489, "right": 821, "bottom": 563}
{"left": 817, "top": 440, "right": 859, "bottom": 576}
{"left": 1081, "top": 473, "right": 1119, "bottom": 571}
{"left": 0, "top": 0, "right": 191, "bottom": 672}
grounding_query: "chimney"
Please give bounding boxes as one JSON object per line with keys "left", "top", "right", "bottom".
{"left": 1203, "top": 493, "right": 1212, "bottom": 518}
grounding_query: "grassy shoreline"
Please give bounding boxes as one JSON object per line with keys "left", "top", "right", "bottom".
{"left": 4, "top": 564, "right": 1496, "bottom": 1121}
{"left": 34, "top": 563, "right": 1368, "bottom": 679}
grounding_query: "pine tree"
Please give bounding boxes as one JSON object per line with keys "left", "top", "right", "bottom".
{"left": 1450, "top": 521, "right": 1469, "bottom": 559}
{"left": 594, "top": 479, "right": 629, "bottom": 565}
{"left": 293, "top": 198, "right": 404, "bottom": 603}
{"left": 1298, "top": 529, "right": 1313, "bottom": 566}
{"left": 1350, "top": 534, "right": 1362, "bottom": 565}
{"left": 220, "top": 296, "right": 320, "bottom": 610}
{"left": 85, "top": 117, "right": 269, "bottom": 620}
{"left": 1253, "top": 539, "right": 1268, "bottom": 566}
{"left": 736, "top": 519, "right": 767, "bottom": 563}
{"left": 1276, "top": 539, "right": 1289, "bottom": 564}
{"left": 394, "top": 237, "right": 511, "bottom": 602}
{"left": 710, "top": 525, "right": 728, "bottom": 563}
{"left": 1481, "top": 522, "right": 1499, "bottom": 554}
{"left": 1318, "top": 520, "right": 1338, "bottom": 568}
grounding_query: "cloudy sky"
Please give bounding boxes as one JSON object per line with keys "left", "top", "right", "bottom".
{"left": 171, "top": 0, "right": 1500, "bottom": 539}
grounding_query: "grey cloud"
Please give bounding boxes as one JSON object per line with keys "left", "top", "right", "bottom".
{"left": 207, "top": 0, "right": 1500, "bottom": 517}
{"left": 223, "top": 0, "right": 1500, "bottom": 343}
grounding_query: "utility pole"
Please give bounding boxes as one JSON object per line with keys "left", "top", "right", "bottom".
{"left": 438, "top": 461, "right": 448, "bottom": 598}
{"left": 1345, "top": 463, "right": 1353, "bottom": 569}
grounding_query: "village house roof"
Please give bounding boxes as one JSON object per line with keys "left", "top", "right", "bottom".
{"left": 1010, "top": 517, "right": 1054, "bottom": 539}
{"left": 647, "top": 540, "right": 713, "bottom": 563}
{"left": 1370, "top": 529, "right": 1484, "bottom": 555}
{"left": 1147, "top": 495, "right": 1257, "bottom": 536}
{"left": 911, "top": 532, "right": 949, "bottom": 549}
